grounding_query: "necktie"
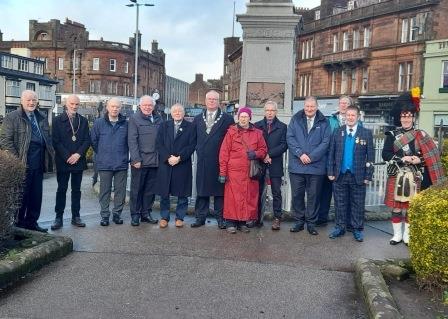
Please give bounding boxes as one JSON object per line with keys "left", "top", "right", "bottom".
{"left": 174, "top": 122, "right": 180, "bottom": 135}
{"left": 29, "top": 114, "right": 42, "bottom": 138}
{"left": 348, "top": 128, "right": 353, "bottom": 138}
{"left": 207, "top": 112, "right": 214, "bottom": 125}
{"left": 307, "top": 118, "right": 312, "bottom": 133}
{"left": 149, "top": 115, "right": 154, "bottom": 123}
{"left": 267, "top": 123, "right": 272, "bottom": 134}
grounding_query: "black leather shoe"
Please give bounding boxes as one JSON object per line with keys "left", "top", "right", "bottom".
{"left": 290, "top": 224, "right": 304, "bottom": 233}
{"left": 100, "top": 218, "right": 109, "bottom": 226}
{"left": 131, "top": 216, "right": 140, "bottom": 226}
{"left": 71, "top": 217, "right": 86, "bottom": 227}
{"left": 190, "top": 219, "right": 205, "bottom": 228}
{"left": 51, "top": 217, "right": 63, "bottom": 230}
{"left": 112, "top": 214, "right": 123, "bottom": 225}
{"left": 30, "top": 225, "right": 48, "bottom": 233}
{"left": 217, "top": 219, "right": 226, "bottom": 229}
{"left": 141, "top": 215, "right": 158, "bottom": 224}
{"left": 307, "top": 226, "right": 318, "bottom": 235}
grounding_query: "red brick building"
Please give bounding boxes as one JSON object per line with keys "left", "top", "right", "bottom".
{"left": 0, "top": 18, "right": 165, "bottom": 108}
{"left": 295, "top": 0, "right": 448, "bottom": 123}
{"left": 188, "top": 73, "right": 223, "bottom": 107}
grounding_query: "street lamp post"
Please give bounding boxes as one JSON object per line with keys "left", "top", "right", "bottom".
{"left": 72, "top": 49, "right": 83, "bottom": 94}
{"left": 126, "top": 0, "right": 154, "bottom": 109}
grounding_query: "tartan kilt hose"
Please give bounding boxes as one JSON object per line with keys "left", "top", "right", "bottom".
{"left": 385, "top": 175, "right": 421, "bottom": 209}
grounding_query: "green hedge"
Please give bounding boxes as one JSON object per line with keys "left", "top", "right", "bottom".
{"left": 408, "top": 180, "right": 448, "bottom": 293}
{"left": 0, "top": 151, "right": 26, "bottom": 243}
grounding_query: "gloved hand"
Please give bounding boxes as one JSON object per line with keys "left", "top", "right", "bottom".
{"left": 218, "top": 175, "right": 226, "bottom": 184}
{"left": 247, "top": 150, "right": 257, "bottom": 160}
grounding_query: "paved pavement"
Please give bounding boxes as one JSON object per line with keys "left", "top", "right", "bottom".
{"left": 0, "top": 171, "right": 410, "bottom": 319}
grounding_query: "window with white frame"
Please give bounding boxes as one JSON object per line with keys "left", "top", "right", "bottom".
{"left": 18, "top": 59, "right": 29, "bottom": 72}
{"left": 353, "top": 29, "right": 360, "bottom": 49}
{"left": 301, "top": 42, "right": 306, "bottom": 60}
{"left": 331, "top": 71, "right": 337, "bottom": 95}
{"left": 401, "top": 17, "right": 418, "bottom": 43}
{"left": 1, "top": 55, "right": 13, "bottom": 69}
{"left": 351, "top": 68, "right": 357, "bottom": 94}
{"left": 315, "top": 10, "right": 320, "bottom": 20}
{"left": 58, "top": 57, "right": 64, "bottom": 70}
{"left": 442, "top": 61, "right": 448, "bottom": 88}
{"left": 398, "top": 62, "right": 413, "bottom": 91}
{"left": 92, "top": 58, "right": 100, "bottom": 71}
{"left": 341, "top": 70, "right": 349, "bottom": 94}
{"left": 26, "top": 82, "right": 35, "bottom": 91}
{"left": 301, "top": 39, "right": 314, "bottom": 60}
{"left": 109, "top": 59, "right": 116, "bottom": 72}
{"left": 362, "top": 67, "right": 368, "bottom": 93}
{"left": 434, "top": 114, "right": 448, "bottom": 138}
{"left": 6, "top": 80, "right": 20, "bottom": 96}
{"left": 34, "top": 63, "right": 43, "bottom": 75}
{"left": 300, "top": 74, "right": 312, "bottom": 97}
{"left": 363, "top": 27, "right": 371, "bottom": 48}
{"left": 89, "top": 80, "right": 101, "bottom": 94}
{"left": 125, "top": 62, "right": 129, "bottom": 74}
{"left": 333, "top": 34, "right": 339, "bottom": 53}
{"left": 343, "top": 31, "right": 350, "bottom": 51}
{"left": 39, "top": 85, "right": 52, "bottom": 100}
{"left": 124, "top": 83, "right": 130, "bottom": 96}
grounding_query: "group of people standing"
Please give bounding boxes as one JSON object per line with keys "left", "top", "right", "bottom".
{"left": 0, "top": 89, "right": 444, "bottom": 245}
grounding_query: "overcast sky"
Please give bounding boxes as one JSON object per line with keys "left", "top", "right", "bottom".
{"left": 0, "top": 0, "right": 321, "bottom": 83}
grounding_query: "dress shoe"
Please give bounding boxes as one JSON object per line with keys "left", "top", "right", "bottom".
{"left": 238, "top": 225, "right": 250, "bottom": 233}
{"left": 51, "top": 217, "right": 63, "bottom": 230}
{"left": 30, "top": 224, "right": 48, "bottom": 233}
{"left": 141, "top": 214, "right": 158, "bottom": 224}
{"left": 190, "top": 219, "right": 205, "bottom": 228}
{"left": 353, "top": 230, "right": 364, "bottom": 242}
{"left": 329, "top": 227, "right": 345, "bottom": 239}
{"left": 227, "top": 226, "right": 237, "bottom": 234}
{"left": 217, "top": 219, "right": 226, "bottom": 229}
{"left": 175, "top": 219, "right": 184, "bottom": 228}
{"left": 271, "top": 218, "right": 281, "bottom": 231}
{"left": 100, "top": 217, "right": 109, "bottom": 226}
{"left": 112, "top": 214, "right": 123, "bottom": 225}
{"left": 246, "top": 221, "right": 255, "bottom": 228}
{"left": 131, "top": 216, "right": 140, "bottom": 226}
{"left": 71, "top": 217, "right": 86, "bottom": 227}
{"left": 307, "top": 226, "right": 318, "bottom": 235}
{"left": 290, "top": 223, "right": 304, "bottom": 233}
{"left": 160, "top": 219, "right": 169, "bottom": 228}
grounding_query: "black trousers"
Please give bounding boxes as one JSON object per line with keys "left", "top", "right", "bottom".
{"left": 55, "top": 171, "right": 83, "bottom": 218}
{"left": 258, "top": 176, "right": 283, "bottom": 221}
{"left": 194, "top": 196, "right": 223, "bottom": 222}
{"left": 17, "top": 168, "right": 43, "bottom": 228}
{"left": 289, "top": 173, "right": 323, "bottom": 227}
{"left": 130, "top": 167, "right": 156, "bottom": 217}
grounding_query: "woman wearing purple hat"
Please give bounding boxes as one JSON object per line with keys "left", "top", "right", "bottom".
{"left": 219, "top": 107, "right": 267, "bottom": 233}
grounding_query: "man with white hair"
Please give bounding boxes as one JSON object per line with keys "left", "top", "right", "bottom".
{"left": 51, "top": 95, "right": 90, "bottom": 230}
{"left": 0, "top": 90, "right": 54, "bottom": 232}
{"left": 155, "top": 103, "right": 196, "bottom": 228}
{"left": 91, "top": 98, "right": 129, "bottom": 226}
{"left": 128, "top": 95, "right": 163, "bottom": 226}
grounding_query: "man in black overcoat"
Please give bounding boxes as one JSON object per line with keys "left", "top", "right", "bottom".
{"left": 155, "top": 104, "right": 196, "bottom": 228}
{"left": 51, "top": 95, "right": 90, "bottom": 230}
{"left": 191, "top": 90, "right": 234, "bottom": 228}
{"left": 254, "top": 101, "right": 288, "bottom": 230}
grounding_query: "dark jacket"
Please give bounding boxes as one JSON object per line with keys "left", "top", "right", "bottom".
{"left": 193, "top": 108, "right": 234, "bottom": 196}
{"left": 91, "top": 113, "right": 129, "bottom": 171}
{"left": 327, "top": 125, "right": 375, "bottom": 185}
{"left": 155, "top": 120, "right": 196, "bottom": 197}
{"left": 287, "top": 109, "right": 331, "bottom": 175}
{"left": 128, "top": 110, "right": 163, "bottom": 167}
{"left": 254, "top": 117, "right": 287, "bottom": 177}
{"left": 0, "top": 107, "right": 54, "bottom": 172}
{"left": 52, "top": 112, "right": 90, "bottom": 172}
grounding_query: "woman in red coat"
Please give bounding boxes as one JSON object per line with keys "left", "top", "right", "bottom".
{"left": 219, "top": 107, "right": 267, "bottom": 234}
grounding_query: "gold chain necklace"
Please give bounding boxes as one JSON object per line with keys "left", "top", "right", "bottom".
{"left": 67, "top": 112, "right": 80, "bottom": 142}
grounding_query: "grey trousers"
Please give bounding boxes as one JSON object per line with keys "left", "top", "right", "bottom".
{"left": 98, "top": 170, "right": 128, "bottom": 218}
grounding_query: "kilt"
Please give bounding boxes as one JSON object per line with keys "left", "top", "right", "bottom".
{"left": 385, "top": 175, "right": 421, "bottom": 209}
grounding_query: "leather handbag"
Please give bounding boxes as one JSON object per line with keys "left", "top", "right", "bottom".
{"left": 249, "top": 159, "right": 263, "bottom": 179}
